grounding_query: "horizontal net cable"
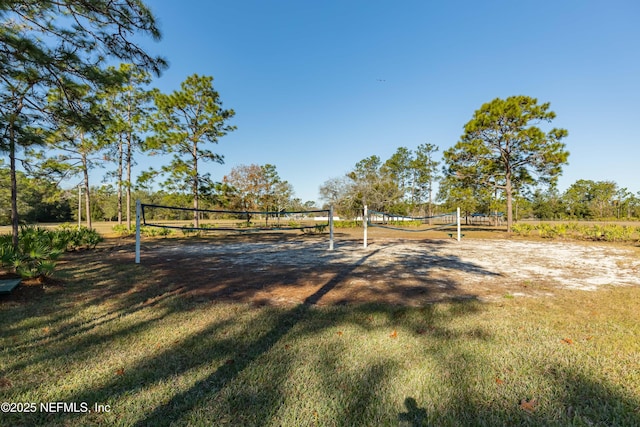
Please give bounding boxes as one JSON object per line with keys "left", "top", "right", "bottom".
{"left": 367, "top": 210, "right": 456, "bottom": 221}
{"left": 141, "top": 203, "right": 329, "bottom": 216}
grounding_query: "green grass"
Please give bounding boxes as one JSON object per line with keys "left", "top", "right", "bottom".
{"left": 1, "top": 253, "right": 639, "bottom": 426}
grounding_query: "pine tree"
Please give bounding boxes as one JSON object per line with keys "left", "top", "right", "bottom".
{"left": 444, "top": 96, "right": 569, "bottom": 232}
{"left": 147, "top": 74, "right": 236, "bottom": 227}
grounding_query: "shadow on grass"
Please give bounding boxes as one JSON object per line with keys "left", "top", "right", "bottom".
{"left": 398, "top": 397, "right": 428, "bottom": 426}
{"left": 125, "top": 249, "right": 383, "bottom": 426}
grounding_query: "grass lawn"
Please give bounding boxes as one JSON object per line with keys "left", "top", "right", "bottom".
{"left": 1, "top": 232, "right": 639, "bottom": 426}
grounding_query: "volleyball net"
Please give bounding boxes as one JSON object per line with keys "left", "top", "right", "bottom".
{"left": 367, "top": 209, "right": 458, "bottom": 232}
{"left": 363, "top": 206, "right": 461, "bottom": 247}
{"left": 135, "top": 201, "right": 335, "bottom": 263}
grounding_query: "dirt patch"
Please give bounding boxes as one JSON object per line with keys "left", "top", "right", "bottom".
{"left": 5, "top": 231, "right": 637, "bottom": 307}
{"left": 132, "top": 233, "right": 640, "bottom": 306}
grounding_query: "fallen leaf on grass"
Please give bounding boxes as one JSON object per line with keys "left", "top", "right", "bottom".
{"left": 561, "top": 338, "right": 574, "bottom": 345}
{"left": 116, "top": 368, "right": 125, "bottom": 376}
{"left": 336, "top": 331, "right": 343, "bottom": 336}
{"left": 495, "top": 378, "right": 504, "bottom": 385}
{"left": 520, "top": 398, "right": 538, "bottom": 413}
{"left": 390, "top": 330, "right": 398, "bottom": 339}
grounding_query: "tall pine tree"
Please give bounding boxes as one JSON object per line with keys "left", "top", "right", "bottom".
{"left": 147, "top": 74, "right": 236, "bottom": 227}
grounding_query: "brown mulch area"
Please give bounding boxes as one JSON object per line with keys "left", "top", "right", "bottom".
{"left": 0, "top": 273, "right": 64, "bottom": 302}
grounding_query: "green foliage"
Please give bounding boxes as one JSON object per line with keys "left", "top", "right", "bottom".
{"left": 55, "top": 224, "right": 104, "bottom": 250}
{"left": 387, "top": 220, "right": 423, "bottom": 227}
{"left": 0, "top": 167, "right": 74, "bottom": 225}
{"left": 536, "top": 223, "right": 558, "bottom": 239}
{"left": 0, "top": 225, "right": 102, "bottom": 278}
{"left": 140, "top": 226, "right": 173, "bottom": 237}
{"left": 510, "top": 223, "right": 534, "bottom": 236}
{"left": 314, "top": 224, "right": 327, "bottom": 233}
{"left": 334, "top": 220, "right": 362, "bottom": 228}
{"left": 101, "top": 63, "right": 154, "bottom": 227}
{"left": 602, "top": 224, "right": 634, "bottom": 242}
{"left": 511, "top": 222, "right": 639, "bottom": 242}
{"left": 112, "top": 224, "right": 134, "bottom": 236}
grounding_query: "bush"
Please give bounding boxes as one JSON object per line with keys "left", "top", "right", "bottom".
{"left": 56, "top": 224, "right": 103, "bottom": 249}
{"left": 141, "top": 226, "right": 174, "bottom": 237}
{"left": 602, "top": 225, "right": 634, "bottom": 242}
{"left": 0, "top": 225, "right": 103, "bottom": 278}
{"left": 513, "top": 222, "right": 640, "bottom": 243}
{"left": 0, "top": 226, "right": 65, "bottom": 278}
{"left": 112, "top": 224, "right": 134, "bottom": 236}
{"left": 511, "top": 223, "right": 533, "bottom": 236}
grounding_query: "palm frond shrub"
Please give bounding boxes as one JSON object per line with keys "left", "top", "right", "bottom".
{"left": 0, "top": 225, "right": 103, "bottom": 278}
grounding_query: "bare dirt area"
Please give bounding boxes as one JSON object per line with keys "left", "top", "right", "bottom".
{"left": 124, "top": 229, "right": 640, "bottom": 306}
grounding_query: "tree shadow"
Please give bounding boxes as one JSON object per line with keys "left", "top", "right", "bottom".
{"left": 133, "top": 237, "right": 499, "bottom": 307}
{"left": 304, "top": 249, "right": 380, "bottom": 305}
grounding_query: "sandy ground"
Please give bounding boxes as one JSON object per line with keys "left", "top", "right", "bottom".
{"left": 139, "top": 235, "right": 640, "bottom": 306}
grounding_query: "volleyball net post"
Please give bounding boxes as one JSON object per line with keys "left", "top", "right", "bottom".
{"left": 363, "top": 205, "right": 368, "bottom": 249}
{"left": 329, "top": 205, "right": 334, "bottom": 250}
{"left": 135, "top": 200, "right": 141, "bottom": 264}
{"left": 456, "top": 207, "right": 461, "bottom": 242}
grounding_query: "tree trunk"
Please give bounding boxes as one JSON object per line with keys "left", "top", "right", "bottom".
{"left": 117, "top": 135, "right": 123, "bottom": 225}
{"left": 505, "top": 176, "right": 513, "bottom": 233}
{"left": 126, "top": 133, "right": 132, "bottom": 230}
{"left": 192, "top": 145, "right": 199, "bottom": 228}
{"left": 9, "top": 123, "right": 19, "bottom": 249}
{"left": 428, "top": 183, "right": 433, "bottom": 225}
{"left": 126, "top": 96, "right": 133, "bottom": 230}
{"left": 82, "top": 151, "right": 92, "bottom": 229}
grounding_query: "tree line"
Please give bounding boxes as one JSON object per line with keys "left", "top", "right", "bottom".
{"left": 5, "top": 150, "right": 638, "bottom": 228}
{"left": 318, "top": 150, "right": 640, "bottom": 223}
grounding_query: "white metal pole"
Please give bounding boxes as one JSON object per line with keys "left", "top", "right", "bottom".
{"left": 456, "top": 207, "right": 461, "bottom": 242}
{"left": 363, "top": 205, "right": 368, "bottom": 249}
{"left": 135, "top": 200, "right": 141, "bottom": 264}
{"left": 329, "top": 205, "right": 334, "bottom": 250}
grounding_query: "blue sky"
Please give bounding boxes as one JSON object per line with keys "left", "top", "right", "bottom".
{"left": 133, "top": 0, "right": 639, "bottom": 204}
